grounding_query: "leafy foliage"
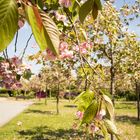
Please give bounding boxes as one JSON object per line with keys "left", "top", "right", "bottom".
{"left": 79, "top": 0, "right": 102, "bottom": 23}
{"left": 104, "top": 119, "right": 120, "bottom": 140}
{"left": 81, "top": 100, "right": 98, "bottom": 124}
{"left": 0, "top": 0, "right": 18, "bottom": 51}
{"left": 74, "top": 90, "right": 95, "bottom": 111}
{"left": 26, "top": 5, "right": 59, "bottom": 55}
{"left": 103, "top": 94, "right": 114, "bottom": 120}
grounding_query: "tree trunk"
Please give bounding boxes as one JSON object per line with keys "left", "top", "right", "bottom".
{"left": 56, "top": 83, "right": 60, "bottom": 114}
{"left": 45, "top": 87, "right": 47, "bottom": 105}
{"left": 49, "top": 89, "right": 52, "bottom": 98}
{"left": 84, "top": 76, "right": 88, "bottom": 91}
{"left": 135, "top": 81, "right": 140, "bottom": 121}
{"left": 69, "top": 81, "right": 71, "bottom": 102}
{"left": 110, "top": 53, "right": 115, "bottom": 105}
{"left": 110, "top": 50, "right": 115, "bottom": 140}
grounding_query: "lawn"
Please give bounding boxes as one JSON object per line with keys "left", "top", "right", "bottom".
{"left": 115, "top": 101, "right": 140, "bottom": 140}
{"left": 0, "top": 99, "right": 139, "bottom": 140}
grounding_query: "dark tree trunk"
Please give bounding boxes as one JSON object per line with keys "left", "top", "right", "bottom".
{"left": 49, "top": 89, "right": 52, "bottom": 98}
{"left": 56, "top": 83, "right": 60, "bottom": 114}
{"left": 135, "top": 81, "right": 140, "bottom": 121}
{"left": 45, "top": 87, "right": 47, "bottom": 105}
{"left": 110, "top": 59, "right": 115, "bottom": 105}
{"left": 84, "top": 77, "right": 88, "bottom": 91}
{"left": 110, "top": 49, "right": 115, "bottom": 140}
{"left": 69, "top": 82, "right": 71, "bottom": 102}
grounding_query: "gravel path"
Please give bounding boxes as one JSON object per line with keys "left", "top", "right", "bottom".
{"left": 0, "top": 98, "right": 33, "bottom": 127}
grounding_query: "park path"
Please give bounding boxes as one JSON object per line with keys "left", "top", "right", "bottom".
{"left": 0, "top": 97, "right": 33, "bottom": 127}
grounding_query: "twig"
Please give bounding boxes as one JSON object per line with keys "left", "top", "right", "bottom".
{"left": 21, "top": 33, "right": 33, "bottom": 59}
{"left": 64, "top": 9, "right": 89, "bottom": 90}
{"left": 3, "top": 51, "right": 7, "bottom": 60}
{"left": 5, "top": 49, "right": 9, "bottom": 60}
{"left": 14, "top": 31, "right": 18, "bottom": 53}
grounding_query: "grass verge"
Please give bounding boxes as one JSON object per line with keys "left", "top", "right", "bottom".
{"left": 0, "top": 99, "right": 139, "bottom": 140}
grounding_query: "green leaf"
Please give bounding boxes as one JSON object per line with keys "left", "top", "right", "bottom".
{"left": 80, "top": 28, "right": 88, "bottom": 40}
{"left": 40, "top": 11, "right": 60, "bottom": 55}
{"left": 92, "top": 2, "right": 98, "bottom": 20}
{"left": 100, "top": 122, "right": 108, "bottom": 140}
{"left": 104, "top": 120, "right": 120, "bottom": 140}
{"left": 95, "top": 0, "right": 102, "bottom": 10}
{"left": 23, "top": 70, "right": 32, "bottom": 80}
{"left": 69, "top": 0, "right": 80, "bottom": 12}
{"left": 0, "top": 0, "right": 18, "bottom": 52}
{"left": 37, "top": 0, "right": 44, "bottom": 9}
{"left": 0, "top": 57, "right": 4, "bottom": 62}
{"left": 104, "top": 120, "right": 117, "bottom": 134}
{"left": 103, "top": 94, "right": 114, "bottom": 120}
{"left": 81, "top": 100, "right": 98, "bottom": 124}
{"left": 79, "top": 0, "right": 94, "bottom": 23}
{"left": 26, "top": 5, "right": 59, "bottom": 55}
{"left": 74, "top": 90, "right": 95, "bottom": 111}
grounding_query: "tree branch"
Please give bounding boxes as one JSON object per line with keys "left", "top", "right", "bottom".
{"left": 14, "top": 31, "right": 18, "bottom": 52}
{"left": 21, "top": 33, "right": 33, "bottom": 59}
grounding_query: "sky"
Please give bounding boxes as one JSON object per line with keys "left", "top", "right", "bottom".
{"left": 1, "top": 0, "right": 140, "bottom": 74}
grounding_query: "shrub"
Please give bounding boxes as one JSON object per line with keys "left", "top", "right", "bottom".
{"left": 126, "top": 92, "right": 137, "bottom": 101}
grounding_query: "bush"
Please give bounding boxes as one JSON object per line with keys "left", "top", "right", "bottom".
{"left": 0, "top": 88, "right": 7, "bottom": 93}
{"left": 116, "top": 90, "right": 137, "bottom": 101}
{"left": 126, "top": 92, "right": 137, "bottom": 101}
{"left": 115, "top": 90, "right": 126, "bottom": 98}
{"left": 0, "top": 88, "right": 15, "bottom": 97}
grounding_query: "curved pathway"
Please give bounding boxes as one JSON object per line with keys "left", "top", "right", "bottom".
{"left": 0, "top": 97, "right": 33, "bottom": 127}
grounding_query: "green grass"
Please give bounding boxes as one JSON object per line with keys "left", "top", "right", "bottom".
{"left": 115, "top": 101, "right": 140, "bottom": 140}
{"left": 0, "top": 99, "right": 82, "bottom": 140}
{"left": 0, "top": 99, "right": 140, "bottom": 140}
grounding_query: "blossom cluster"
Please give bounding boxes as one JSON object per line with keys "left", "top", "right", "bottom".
{"left": 45, "top": 41, "right": 92, "bottom": 61}
{"left": 46, "top": 42, "right": 74, "bottom": 60}
{"left": 74, "top": 109, "right": 106, "bottom": 133}
{"left": 59, "top": 0, "right": 71, "bottom": 8}
{"left": 0, "top": 57, "right": 30, "bottom": 90}
{"left": 74, "top": 42, "right": 92, "bottom": 54}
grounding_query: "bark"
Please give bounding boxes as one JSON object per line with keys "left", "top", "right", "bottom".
{"left": 135, "top": 81, "right": 140, "bottom": 121}
{"left": 49, "top": 89, "right": 52, "bottom": 98}
{"left": 56, "top": 83, "right": 60, "bottom": 114}
{"left": 110, "top": 49, "right": 115, "bottom": 140}
{"left": 45, "top": 87, "right": 47, "bottom": 105}
{"left": 84, "top": 77, "right": 88, "bottom": 91}
{"left": 110, "top": 51, "right": 115, "bottom": 105}
{"left": 69, "top": 81, "right": 71, "bottom": 102}
{"left": 110, "top": 65, "right": 115, "bottom": 105}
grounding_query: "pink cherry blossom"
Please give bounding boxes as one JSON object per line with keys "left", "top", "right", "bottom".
{"left": 18, "top": 19, "right": 24, "bottom": 28}
{"left": 74, "top": 42, "right": 91, "bottom": 54}
{"left": 59, "top": 0, "right": 72, "bottom": 8}
{"left": 55, "top": 12, "right": 66, "bottom": 22}
{"left": 81, "top": 48, "right": 87, "bottom": 54}
{"left": 0, "top": 57, "right": 30, "bottom": 90}
{"left": 59, "top": 42, "right": 74, "bottom": 59}
{"left": 76, "top": 111, "right": 83, "bottom": 119}
{"left": 90, "top": 123, "right": 99, "bottom": 133}
{"left": 74, "top": 45, "right": 79, "bottom": 51}
{"left": 95, "top": 109, "right": 106, "bottom": 120}
{"left": 46, "top": 48, "right": 57, "bottom": 60}
{"left": 60, "top": 49, "right": 73, "bottom": 59}
{"left": 11, "top": 56, "right": 22, "bottom": 66}
{"left": 81, "top": 42, "right": 91, "bottom": 49}
{"left": 59, "top": 42, "right": 68, "bottom": 51}
{"left": 45, "top": 42, "right": 74, "bottom": 60}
